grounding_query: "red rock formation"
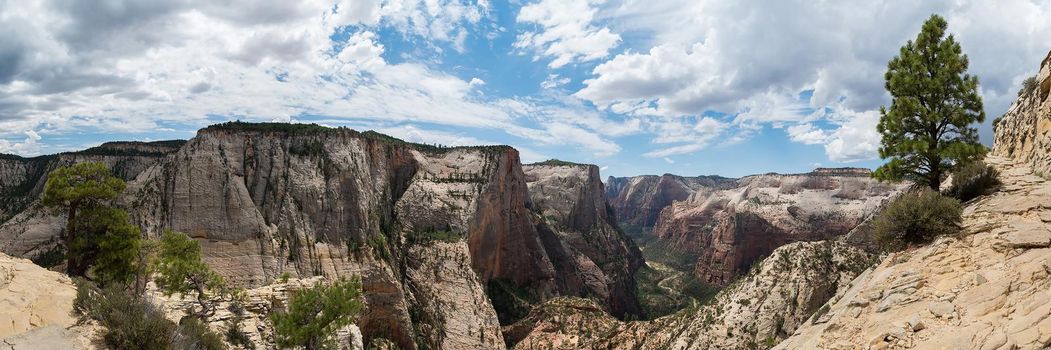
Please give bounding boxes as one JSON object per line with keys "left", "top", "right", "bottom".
{"left": 650, "top": 171, "right": 902, "bottom": 285}
{"left": 605, "top": 174, "right": 735, "bottom": 228}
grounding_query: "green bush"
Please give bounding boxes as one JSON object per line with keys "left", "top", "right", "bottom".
{"left": 172, "top": 317, "right": 227, "bottom": 350}
{"left": 74, "top": 280, "right": 229, "bottom": 350}
{"left": 270, "top": 278, "right": 365, "bottom": 350}
{"left": 873, "top": 190, "right": 962, "bottom": 251}
{"left": 945, "top": 161, "right": 1001, "bottom": 202}
{"left": 1019, "top": 76, "right": 1038, "bottom": 97}
{"left": 74, "top": 280, "right": 177, "bottom": 350}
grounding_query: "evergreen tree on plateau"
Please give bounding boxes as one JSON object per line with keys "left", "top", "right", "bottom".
{"left": 874, "top": 14, "right": 986, "bottom": 191}
{"left": 42, "top": 162, "right": 127, "bottom": 276}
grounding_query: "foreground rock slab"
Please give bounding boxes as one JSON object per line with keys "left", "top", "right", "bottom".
{"left": 777, "top": 156, "right": 1051, "bottom": 350}
{"left": 0, "top": 253, "right": 95, "bottom": 349}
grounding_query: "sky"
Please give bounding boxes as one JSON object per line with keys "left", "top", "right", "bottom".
{"left": 1, "top": 1, "right": 1050, "bottom": 178}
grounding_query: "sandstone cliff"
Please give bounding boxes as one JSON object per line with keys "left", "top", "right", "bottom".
{"left": 0, "top": 141, "right": 184, "bottom": 259}
{"left": 605, "top": 174, "right": 735, "bottom": 229}
{"left": 523, "top": 162, "right": 644, "bottom": 319}
{"left": 652, "top": 169, "right": 903, "bottom": 285}
{"left": 993, "top": 51, "right": 1051, "bottom": 176}
{"left": 507, "top": 232, "right": 878, "bottom": 349}
{"left": 0, "top": 122, "right": 643, "bottom": 349}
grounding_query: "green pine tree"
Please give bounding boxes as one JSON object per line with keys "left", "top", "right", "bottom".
{"left": 41, "top": 162, "right": 127, "bottom": 276}
{"left": 874, "top": 14, "right": 986, "bottom": 191}
{"left": 153, "top": 230, "right": 225, "bottom": 318}
{"left": 76, "top": 206, "right": 143, "bottom": 287}
{"left": 270, "top": 278, "right": 365, "bottom": 350}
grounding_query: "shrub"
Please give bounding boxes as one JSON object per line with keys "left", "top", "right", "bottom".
{"left": 945, "top": 161, "right": 1001, "bottom": 202}
{"left": 153, "top": 230, "right": 225, "bottom": 317}
{"left": 873, "top": 190, "right": 962, "bottom": 251}
{"left": 270, "top": 278, "right": 365, "bottom": 350}
{"left": 172, "top": 317, "right": 227, "bottom": 350}
{"left": 1019, "top": 76, "right": 1038, "bottom": 97}
{"left": 74, "top": 280, "right": 177, "bottom": 350}
{"left": 75, "top": 280, "right": 229, "bottom": 350}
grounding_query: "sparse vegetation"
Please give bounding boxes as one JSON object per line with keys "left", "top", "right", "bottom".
{"left": 1019, "top": 76, "right": 1038, "bottom": 97}
{"left": 873, "top": 189, "right": 962, "bottom": 251}
{"left": 530, "top": 159, "right": 585, "bottom": 166}
{"left": 270, "top": 278, "right": 365, "bottom": 350}
{"left": 944, "top": 161, "right": 1001, "bottom": 202}
{"left": 74, "top": 280, "right": 226, "bottom": 350}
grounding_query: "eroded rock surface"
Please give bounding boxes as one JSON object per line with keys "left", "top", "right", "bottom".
{"left": 652, "top": 169, "right": 904, "bottom": 285}
{"left": 993, "top": 51, "right": 1051, "bottom": 176}
{"left": 509, "top": 236, "right": 877, "bottom": 349}
{"left": 778, "top": 156, "right": 1051, "bottom": 350}
{"left": 0, "top": 252, "right": 97, "bottom": 349}
{"left": 524, "top": 163, "right": 644, "bottom": 319}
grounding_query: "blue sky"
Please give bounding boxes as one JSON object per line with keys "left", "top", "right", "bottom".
{"left": 1, "top": 1, "right": 1050, "bottom": 177}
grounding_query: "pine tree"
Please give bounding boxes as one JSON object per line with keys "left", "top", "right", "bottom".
{"left": 874, "top": 14, "right": 986, "bottom": 191}
{"left": 153, "top": 230, "right": 225, "bottom": 317}
{"left": 270, "top": 278, "right": 364, "bottom": 350}
{"left": 42, "top": 162, "right": 127, "bottom": 276}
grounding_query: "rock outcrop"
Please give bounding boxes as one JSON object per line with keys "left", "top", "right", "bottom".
{"left": 0, "top": 252, "right": 97, "bottom": 349}
{"left": 652, "top": 169, "right": 903, "bottom": 285}
{"left": 993, "top": 51, "right": 1051, "bottom": 176}
{"left": 778, "top": 156, "right": 1051, "bottom": 349}
{"left": 0, "top": 141, "right": 184, "bottom": 259}
{"left": 604, "top": 174, "right": 735, "bottom": 228}
{"left": 0, "top": 122, "right": 642, "bottom": 349}
{"left": 523, "top": 162, "right": 644, "bottom": 319}
{"left": 508, "top": 232, "right": 878, "bottom": 349}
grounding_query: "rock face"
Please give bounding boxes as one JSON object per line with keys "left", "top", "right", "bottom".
{"left": 778, "top": 156, "right": 1051, "bottom": 349}
{"left": 652, "top": 169, "right": 903, "bottom": 285}
{"left": 0, "top": 141, "right": 184, "bottom": 258}
{"left": 993, "top": 51, "right": 1051, "bottom": 176}
{"left": 0, "top": 252, "right": 98, "bottom": 350}
{"left": 0, "top": 123, "right": 641, "bottom": 348}
{"left": 605, "top": 174, "right": 735, "bottom": 228}
{"left": 523, "top": 162, "right": 644, "bottom": 319}
{"left": 508, "top": 234, "right": 878, "bottom": 349}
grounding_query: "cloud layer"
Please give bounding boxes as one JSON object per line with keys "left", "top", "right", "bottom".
{"left": 1, "top": 0, "right": 1049, "bottom": 170}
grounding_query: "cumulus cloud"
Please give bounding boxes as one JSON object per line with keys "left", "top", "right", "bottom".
{"left": 580, "top": 0, "right": 1051, "bottom": 162}
{"left": 0, "top": 130, "right": 42, "bottom": 155}
{"left": 0, "top": 0, "right": 545, "bottom": 155}
{"left": 514, "top": 0, "right": 621, "bottom": 68}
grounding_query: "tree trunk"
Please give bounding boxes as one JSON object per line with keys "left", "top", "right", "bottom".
{"left": 65, "top": 205, "right": 78, "bottom": 276}
{"left": 929, "top": 164, "right": 942, "bottom": 191}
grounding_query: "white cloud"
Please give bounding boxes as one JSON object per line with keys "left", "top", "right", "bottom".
{"left": 579, "top": 0, "right": 1051, "bottom": 161}
{"left": 822, "top": 109, "right": 881, "bottom": 162}
{"left": 514, "top": 0, "right": 621, "bottom": 68}
{"left": 786, "top": 124, "right": 829, "bottom": 145}
{"left": 0, "top": 0, "right": 553, "bottom": 155}
{"left": 0, "top": 130, "right": 42, "bottom": 155}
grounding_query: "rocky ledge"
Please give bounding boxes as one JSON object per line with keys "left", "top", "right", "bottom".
{"left": 779, "top": 156, "right": 1051, "bottom": 349}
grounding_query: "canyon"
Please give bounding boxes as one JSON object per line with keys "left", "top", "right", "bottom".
{"left": 0, "top": 123, "right": 643, "bottom": 349}
{"left": 1, "top": 49, "right": 1049, "bottom": 349}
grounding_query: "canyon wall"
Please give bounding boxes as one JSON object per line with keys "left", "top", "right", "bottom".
{"left": 524, "top": 162, "right": 644, "bottom": 319}
{"left": 992, "top": 51, "right": 1051, "bottom": 176}
{"left": 0, "top": 123, "right": 641, "bottom": 348}
{"left": 604, "top": 174, "right": 735, "bottom": 228}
